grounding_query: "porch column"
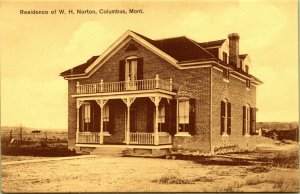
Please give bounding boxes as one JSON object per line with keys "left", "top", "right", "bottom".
{"left": 96, "top": 99, "right": 107, "bottom": 144}
{"left": 126, "top": 106, "right": 130, "bottom": 145}
{"left": 150, "top": 96, "right": 161, "bottom": 145}
{"left": 122, "top": 98, "right": 136, "bottom": 145}
{"left": 76, "top": 100, "right": 84, "bottom": 144}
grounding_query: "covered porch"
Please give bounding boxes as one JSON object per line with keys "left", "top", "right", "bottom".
{"left": 73, "top": 90, "right": 176, "bottom": 146}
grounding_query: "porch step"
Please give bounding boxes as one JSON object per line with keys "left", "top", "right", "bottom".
{"left": 89, "top": 147, "right": 125, "bottom": 156}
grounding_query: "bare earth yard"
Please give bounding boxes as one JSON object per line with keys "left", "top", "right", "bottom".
{"left": 1, "top": 143, "right": 299, "bottom": 192}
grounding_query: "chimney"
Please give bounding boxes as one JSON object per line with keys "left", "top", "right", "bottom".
{"left": 228, "top": 33, "right": 240, "bottom": 69}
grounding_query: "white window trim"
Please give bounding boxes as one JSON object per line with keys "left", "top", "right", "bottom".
{"left": 175, "top": 132, "right": 191, "bottom": 137}
{"left": 103, "top": 131, "right": 111, "bottom": 136}
{"left": 221, "top": 99, "right": 229, "bottom": 136}
{"left": 223, "top": 78, "right": 229, "bottom": 83}
{"left": 244, "top": 104, "right": 251, "bottom": 136}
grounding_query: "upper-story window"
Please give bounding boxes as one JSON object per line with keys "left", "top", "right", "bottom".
{"left": 246, "top": 80, "right": 250, "bottom": 89}
{"left": 223, "top": 68, "right": 229, "bottom": 80}
{"left": 119, "top": 57, "right": 143, "bottom": 81}
{"left": 126, "top": 59, "right": 137, "bottom": 81}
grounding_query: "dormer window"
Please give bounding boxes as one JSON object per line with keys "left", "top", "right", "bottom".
{"left": 222, "top": 52, "right": 228, "bottom": 64}
{"left": 245, "top": 65, "right": 249, "bottom": 73}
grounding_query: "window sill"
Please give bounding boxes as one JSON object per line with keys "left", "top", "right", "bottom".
{"left": 175, "top": 132, "right": 191, "bottom": 137}
{"left": 246, "top": 87, "right": 250, "bottom": 91}
{"left": 103, "top": 132, "right": 111, "bottom": 136}
{"left": 222, "top": 133, "right": 229, "bottom": 137}
{"left": 244, "top": 134, "right": 251, "bottom": 137}
{"left": 223, "top": 78, "right": 229, "bottom": 83}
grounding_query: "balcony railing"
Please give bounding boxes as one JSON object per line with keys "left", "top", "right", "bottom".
{"left": 76, "top": 75, "right": 173, "bottom": 94}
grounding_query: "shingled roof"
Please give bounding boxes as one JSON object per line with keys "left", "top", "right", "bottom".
{"left": 60, "top": 32, "right": 229, "bottom": 77}
{"left": 198, "top": 39, "right": 226, "bottom": 48}
{"left": 60, "top": 56, "right": 99, "bottom": 76}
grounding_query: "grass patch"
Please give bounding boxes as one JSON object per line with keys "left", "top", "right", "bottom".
{"left": 244, "top": 170, "right": 299, "bottom": 192}
{"left": 257, "top": 150, "right": 299, "bottom": 168}
{"left": 153, "top": 174, "right": 215, "bottom": 184}
{"left": 247, "top": 165, "right": 270, "bottom": 173}
{"left": 153, "top": 174, "right": 195, "bottom": 184}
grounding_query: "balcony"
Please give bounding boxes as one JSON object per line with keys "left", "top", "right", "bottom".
{"left": 76, "top": 75, "right": 173, "bottom": 94}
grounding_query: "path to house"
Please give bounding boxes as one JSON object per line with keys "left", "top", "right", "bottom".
{"left": 1, "top": 155, "right": 97, "bottom": 166}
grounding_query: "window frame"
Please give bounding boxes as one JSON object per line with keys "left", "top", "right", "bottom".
{"left": 220, "top": 99, "right": 231, "bottom": 136}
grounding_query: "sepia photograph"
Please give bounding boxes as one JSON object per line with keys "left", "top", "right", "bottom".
{"left": 1, "top": 0, "right": 299, "bottom": 193}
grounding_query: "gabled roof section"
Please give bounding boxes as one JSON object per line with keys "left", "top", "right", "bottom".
{"left": 198, "top": 39, "right": 226, "bottom": 48}
{"left": 60, "top": 30, "right": 219, "bottom": 78}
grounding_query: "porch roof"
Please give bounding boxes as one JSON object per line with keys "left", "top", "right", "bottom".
{"left": 72, "top": 89, "right": 176, "bottom": 101}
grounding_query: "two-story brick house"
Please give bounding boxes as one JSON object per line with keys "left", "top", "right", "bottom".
{"left": 60, "top": 30, "right": 263, "bottom": 155}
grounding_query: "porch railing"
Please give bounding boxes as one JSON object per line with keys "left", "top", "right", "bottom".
{"left": 76, "top": 75, "right": 173, "bottom": 94}
{"left": 77, "top": 132, "right": 172, "bottom": 145}
{"left": 77, "top": 132, "right": 100, "bottom": 144}
{"left": 129, "top": 132, "right": 172, "bottom": 145}
{"left": 129, "top": 133, "right": 154, "bottom": 145}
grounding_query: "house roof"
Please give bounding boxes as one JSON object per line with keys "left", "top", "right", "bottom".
{"left": 59, "top": 30, "right": 262, "bottom": 85}
{"left": 60, "top": 56, "right": 99, "bottom": 76}
{"left": 131, "top": 31, "right": 216, "bottom": 62}
{"left": 60, "top": 31, "right": 217, "bottom": 76}
{"left": 198, "top": 39, "right": 226, "bottom": 48}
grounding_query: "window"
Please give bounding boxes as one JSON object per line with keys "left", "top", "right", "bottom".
{"left": 126, "top": 59, "right": 137, "bottom": 81}
{"left": 245, "top": 65, "right": 249, "bottom": 73}
{"left": 246, "top": 80, "right": 250, "bottom": 89}
{"left": 81, "top": 102, "right": 94, "bottom": 132}
{"left": 223, "top": 68, "right": 229, "bottom": 80}
{"left": 223, "top": 52, "right": 228, "bottom": 64}
{"left": 178, "top": 100, "right": 190, "bottom": 132}
{"left": 158, "top": 104, "right": 166, "bottom": 132}
{"left": 243, "top": 105, "right": 251, "bottom": 135}
{"left": 243, "top": 105, "right": 257, "bottom": 136}
{"left": 103, "top": 104, "right": 109, "bottom": 132}
{"left": 220, "top": 100, "right": 231, "bottom": 135}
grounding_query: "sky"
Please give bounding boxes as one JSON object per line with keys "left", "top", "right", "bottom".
{"left": 0, "top": 0, "right": 298, "bottom": 129}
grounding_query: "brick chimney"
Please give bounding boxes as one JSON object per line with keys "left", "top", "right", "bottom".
{"left": 228, "top": 33, "right": 240, "bottom": 69}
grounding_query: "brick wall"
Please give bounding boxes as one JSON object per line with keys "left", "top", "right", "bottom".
{"left": 67, "top": 39, "right": 212, "bottom": 151}
{"left": 211, "top": 67, "right": 258, "bottom": 151}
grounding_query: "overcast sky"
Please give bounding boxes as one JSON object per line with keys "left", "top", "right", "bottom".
{"left": 1, "top": 0, "right": 298, "bottom": 129}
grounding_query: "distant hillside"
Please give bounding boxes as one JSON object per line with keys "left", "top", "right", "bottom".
{"left": 256, "top": 122, "right": 298, "bottom": 130}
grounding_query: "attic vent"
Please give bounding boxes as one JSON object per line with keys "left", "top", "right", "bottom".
{"left": 125, "top": 43, "right": 138, "bottom": 52}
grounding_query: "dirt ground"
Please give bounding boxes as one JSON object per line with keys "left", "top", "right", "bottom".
{"left": 1, "top": 143, "right": 299, "bottom": 192}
